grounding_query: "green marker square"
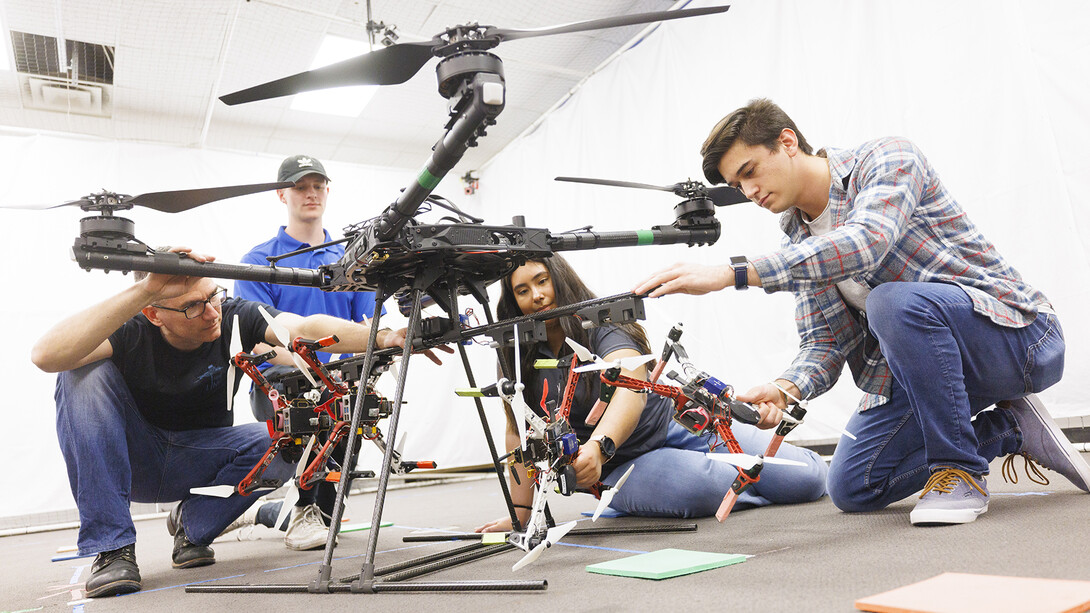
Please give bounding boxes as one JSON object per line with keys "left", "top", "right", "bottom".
{"left": 586, "top": 548, "right": 746, "bottom": 580}
{"left": 480, "top": 532, "right": 507, "bottom": 545}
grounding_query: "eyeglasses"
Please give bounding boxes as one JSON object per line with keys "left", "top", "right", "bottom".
{"left": 153, "top": 287, "right": 227, "bottom": 319}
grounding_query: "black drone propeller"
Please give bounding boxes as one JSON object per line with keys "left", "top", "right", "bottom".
{"left": 554, "top": 176, "right": 749, "bottom": 207}
{"left": 220, "top": 5, "right": 730, "bottom": 106}
{"left": 29, "top": 182, "right": 293, "bottom": 213}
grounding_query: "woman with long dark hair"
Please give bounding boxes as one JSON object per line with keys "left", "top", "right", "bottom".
{"left": 476, "top": 254, "right": 827, "bottom": 531}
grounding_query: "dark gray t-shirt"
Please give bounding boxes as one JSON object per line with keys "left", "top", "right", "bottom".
{"left": 108, "top": 297, "right": 280, "bottom": 431}
{"left": 523, "top": 325, "right": 670, "bottom": 470}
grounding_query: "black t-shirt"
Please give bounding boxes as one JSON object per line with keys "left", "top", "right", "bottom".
{"left": 523, "top": 325, "right": 670, "bottom": 469}
{"left": 108, "top": 298, "right": 282, "bottom": 430}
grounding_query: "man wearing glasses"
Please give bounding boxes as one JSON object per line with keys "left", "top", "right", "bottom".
{"left": 31, "top": 248, "right": 430, "bottom": 598}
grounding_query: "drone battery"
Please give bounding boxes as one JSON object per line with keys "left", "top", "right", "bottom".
{"left": 699, "top": 374, "right": 730, "bottom": 399}
{"left": 559, "top": 432, "right": 579, "bottom": 457}
{"left": 673, "top": 402, "right": 712, "bottom": 435}
{"left": 458, "top": 313, "right": 471, "bottom": 345}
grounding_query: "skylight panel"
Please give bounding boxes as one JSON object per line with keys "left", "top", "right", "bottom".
{"left": 289, "top": 35, "right": 377, "bottom": 117}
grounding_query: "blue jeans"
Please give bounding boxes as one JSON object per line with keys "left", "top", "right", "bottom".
{"left": 600, "top": 420, "right": 828, "bottom": 518}
{"left": 827, "top": 282, "right": 1064, "bottom": 512}
{"left": 55, "top": 360, "right": 294, "bottom": 556}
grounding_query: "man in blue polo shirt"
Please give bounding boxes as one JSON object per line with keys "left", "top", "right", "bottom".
{"left": 234, "top": 154, "right": 382, "bottom": 550}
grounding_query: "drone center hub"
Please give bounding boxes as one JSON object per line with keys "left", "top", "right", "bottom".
{"left": 436, "top": 52, "right": 504, "bottom": 98}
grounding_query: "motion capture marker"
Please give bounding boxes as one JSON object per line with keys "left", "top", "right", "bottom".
{"left": 533, "top": 359, "right": 560, "bottom": 369}
{"left": 636, "top": 230, "right": 654, "bottom": 245}
{"left": 481, "top": 532, "right": 507, "bottom": 545}
{"left": 417, "top": 167, "right": 442, "bottom": 190}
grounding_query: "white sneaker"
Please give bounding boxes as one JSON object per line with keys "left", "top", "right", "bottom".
{"left": 218, "top": 503, "right": 261, "bottom": 540}
{"left": 284, "top": 504, "right": 332, "bottom": 551}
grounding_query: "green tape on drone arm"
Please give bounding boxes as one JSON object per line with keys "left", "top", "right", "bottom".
{"left": 534, "top": 359, "right": 560, "bottom": 369}
{"left": 418, "top": 167, "right": 442, "bottom": 190}
{"left": 455, "top": 388, "right": 484, "bottom": 397}
{"left": 636, "top": 230, "right": 654, "bottom": 245}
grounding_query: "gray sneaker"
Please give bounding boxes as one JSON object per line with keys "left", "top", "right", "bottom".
{"left": 218, "top": 503, "right": 261, "bottom": 540}
{"left": 999, "top": 394, "right": 1090, "bottom": 492}
{"left": 910, "top": 468, "right": 989, "bottom": 526}
{"left": 284, "top": 503, "right": 332, "bottom": 551}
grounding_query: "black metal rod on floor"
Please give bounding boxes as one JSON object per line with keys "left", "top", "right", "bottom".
{"left": 567, "top": 522, "right": 698, "bottom": 536}
{"left": 369, "top": 579, "right": 547, "bottom": 593}
{"left": 402, "top": 521, "right": 698, "bottom": 543}
{"left": 339, "top": 542, "right": 486, "bottom": 582}
{"left": 402, "top": 533, "right": 485, "bottom": 542}
{"left": 187, "top": 580, "right": 547, "bottom": 594}
{"left": 379, "top": 543, "right": 517, "bottom": 582}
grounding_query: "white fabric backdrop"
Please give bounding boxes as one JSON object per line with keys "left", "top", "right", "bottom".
{"left": 3, "top": 0, "right": 1088, "bottom": 519}
{"left": 471, "top": 0, "right": 1090, "bottom": 444}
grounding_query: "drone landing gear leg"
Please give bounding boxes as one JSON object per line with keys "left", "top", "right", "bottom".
{"left": 715, "top": 405, "right": 808, "bottom": 522}
{"left": 348, "top": 286, "right": 545, "bottom": 593}
{"left": 350, "top": 285, "right": 423, "bottom": 593}
{"left": 450, "top": 280, "right": 524, "bottom": 533}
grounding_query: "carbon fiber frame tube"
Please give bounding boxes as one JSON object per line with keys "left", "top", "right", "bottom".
{"left": 72, "top": 250, "right": 325, "bottom": 287}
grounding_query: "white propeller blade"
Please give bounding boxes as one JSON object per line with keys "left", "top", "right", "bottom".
{"left": 226, "top": 314, "right": 242, "bottom": 413}
{"left": 257, "top": 306, "right": 318, "bottom": 387}
{"left": 574, "top": 354, "right": 655, "bottom": 373}
{"left": 513, "top": 324, "right": 528, "bottom": 450}
{"left": 705, "top": 453, "right": 808, "bottom": 471}
{"left": 512, "top": 520, "right": 577, "bottom": 571}
{"left": 564, "top": 337, "right": 594, "bottom": 363}
{"left": 189, "top": 485, "right": 237, "bottom": 498}
{"left": 275, "top": 435, "right": 317, "bottom": 530}
{"left": 592, "top": 465, "right": 634, "bottom": 521}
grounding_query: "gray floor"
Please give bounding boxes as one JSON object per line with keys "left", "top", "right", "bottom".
{"left": 4, "top": 455, "right": 1090, "bottom": 613}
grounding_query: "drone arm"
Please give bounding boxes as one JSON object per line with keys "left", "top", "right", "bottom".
{"left": 372, "top": 72, "right": 506, "bottom": 242}
{"left": 72, "top": 248, "right": 326, "bottom": 287}
{"left": 548, "top": 223, "right": 720, "bottom": 252}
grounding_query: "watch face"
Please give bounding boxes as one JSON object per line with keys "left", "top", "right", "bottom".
{"left": 597, "top": 436, "right": 616, "bottom": 459}
{"left": 730, "top": 256, "right": 747, "bottom": 266}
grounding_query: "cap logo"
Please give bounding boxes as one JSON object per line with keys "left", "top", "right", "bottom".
{"left": 297, "top": 157, "right": 314, "bottom": 168}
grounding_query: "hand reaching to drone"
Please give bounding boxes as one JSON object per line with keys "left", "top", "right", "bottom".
{"left": 573, "top": 444, "right": 605, "bottom": 488}
{"left": 138, "top": 246, "right": 216, "bottom": 303}
{"left": 377, "top": 326, "right": 455, "bottom": 366}
{"left": 633, "top": 262, "right": 736, "bottom": 298}
{"left": 735, "top": 382, "right": 793, "bottom": 429}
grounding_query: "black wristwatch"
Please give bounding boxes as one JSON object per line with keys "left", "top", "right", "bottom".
{"left": 590, "top": 435, "right": 616, "bottom": 462}
{"left": 730, "top": 255, "right": 749, "bottom": 290}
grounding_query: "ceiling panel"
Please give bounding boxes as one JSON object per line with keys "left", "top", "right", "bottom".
{"left": 0, "top": 0, "right": 687, "bottom": 172}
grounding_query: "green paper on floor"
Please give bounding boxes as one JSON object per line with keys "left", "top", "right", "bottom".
{"left": 340, "top": 521, "right": 393, "bottom": 533}
{"left": 586, "top": 548, "right": 746, "bottom": 580}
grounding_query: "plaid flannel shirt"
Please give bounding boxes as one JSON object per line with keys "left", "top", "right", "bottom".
{"left": 751, "top": 137, "right": 1051, "bottom": 411}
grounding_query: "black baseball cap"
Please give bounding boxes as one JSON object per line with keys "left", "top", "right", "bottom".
{"left": 278, "top": 154, "right": 331, "bottom": 184}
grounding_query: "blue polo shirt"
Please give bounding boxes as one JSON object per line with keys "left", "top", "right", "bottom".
{"left": 235, "top": 226, "right": 383, "bottom": 364}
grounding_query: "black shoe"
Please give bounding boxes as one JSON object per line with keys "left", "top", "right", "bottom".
{"left": 86, "top": 544, "right": 141, "bottom": 598}
{"left": 168, "top": 503, "right": 216, "bottom": 569}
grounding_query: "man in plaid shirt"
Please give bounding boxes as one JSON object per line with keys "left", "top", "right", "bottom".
{"left": 636, "top": 98, "right": 1089, "bottom": 525}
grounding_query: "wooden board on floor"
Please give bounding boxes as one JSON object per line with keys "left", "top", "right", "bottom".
{"left": 856, "top": 572, "right": 1090, "bottom": 613}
